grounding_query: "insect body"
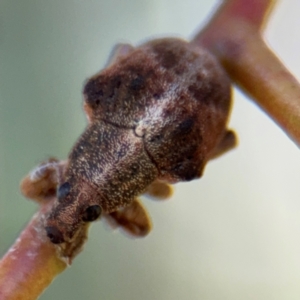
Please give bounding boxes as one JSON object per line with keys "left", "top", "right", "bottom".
{"left": 21, "top": 38, "right": 236, "bottom": 246}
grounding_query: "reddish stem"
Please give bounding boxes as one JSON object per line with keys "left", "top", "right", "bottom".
{"left": 0, "top": 201, "right": 67, "bottom": 300}
{"left": 192, "top": 0, "right": 300, "bottom": 146}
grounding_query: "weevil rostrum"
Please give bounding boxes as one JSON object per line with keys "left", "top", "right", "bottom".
{"left": 21, "top": 38, "right": 236, "bottom": 249}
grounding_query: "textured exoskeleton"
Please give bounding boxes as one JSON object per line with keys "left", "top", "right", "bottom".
{"left": 21, "top": 38, "right": 236, "bottom": 245}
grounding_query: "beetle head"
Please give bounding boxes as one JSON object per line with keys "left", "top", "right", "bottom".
{"left": 45, "top": 180, "right": 102, "bottom": 244}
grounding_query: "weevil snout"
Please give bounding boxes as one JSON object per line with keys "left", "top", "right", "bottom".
{"left": 45, "top": 180, "right": 103, "bottom": 244}
{"left": 45, "top": 205, "right": 102, "bottom": 244}
{"left": 45, "top": 226, "right": 65, "bottom": 244}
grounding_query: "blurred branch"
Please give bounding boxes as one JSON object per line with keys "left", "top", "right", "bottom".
{"left": 193, "top": 0, "right": 300, "bottom": 146}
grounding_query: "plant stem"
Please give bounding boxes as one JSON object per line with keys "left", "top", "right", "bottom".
{"left": 0, "top": 200, "right": 67, "bottom": 300}
{"left": 193, "top": 0, "right": 300, "bottom": 146}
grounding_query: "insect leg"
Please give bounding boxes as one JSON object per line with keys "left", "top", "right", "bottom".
{"left": 143, "top": 180, "right": 173, "bottom": 200}
{"left": 103, "top": 198, "right": 151, "bottom": 238}
{"left": 209, "top": 129, "right": 237, "bottom": 159}
{"left": 104, "top": 43, "right": 135, "bottom": 68}
{"left": 20, "top": 158, "right": 67, "bottom": 203}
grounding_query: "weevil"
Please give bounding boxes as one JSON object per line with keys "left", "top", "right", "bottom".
{"left": 21, "top": 38, "right": 236, "bottom": 246}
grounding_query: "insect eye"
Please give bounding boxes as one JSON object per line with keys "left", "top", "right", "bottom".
{"left": 82, "top": 205, "right": 102, "bottom": 222}
{"left": 57, "top": 182, "right": 71, "bottom": 201}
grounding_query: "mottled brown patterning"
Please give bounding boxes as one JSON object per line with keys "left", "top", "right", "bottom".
{"left": 21, "top": 38, "right": 236, "bottom": 247}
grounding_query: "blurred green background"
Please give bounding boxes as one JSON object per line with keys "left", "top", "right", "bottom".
{"left": 1, "top": 0, "right": 300, "bottom": 299}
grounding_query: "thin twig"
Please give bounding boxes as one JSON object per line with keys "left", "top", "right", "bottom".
{"left": 193, "top": 0, "right": 300, "bottom": 146}
{"left": 0, "top": 199, "right": 67, "bottom": 300}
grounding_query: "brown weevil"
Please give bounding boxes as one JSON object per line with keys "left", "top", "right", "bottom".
{"left": 21, "top": 38, "right": 236, "bottom": 247}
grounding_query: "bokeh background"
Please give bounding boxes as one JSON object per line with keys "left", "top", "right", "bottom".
{"left": 1, "top": 0, "right": 300, "bottom": 299}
